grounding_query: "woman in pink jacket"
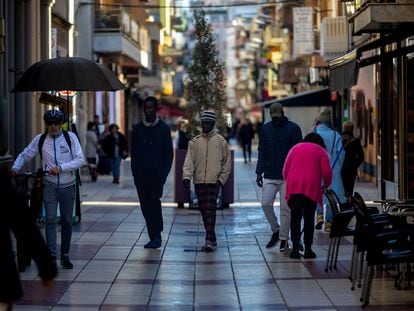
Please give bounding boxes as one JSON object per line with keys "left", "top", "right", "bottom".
{"left": 283, "top": 132, "right": 332, "bottom": 259}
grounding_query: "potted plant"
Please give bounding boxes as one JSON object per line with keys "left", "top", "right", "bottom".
{"left": 174, "top": 8, "right": 234, "bottom": 209}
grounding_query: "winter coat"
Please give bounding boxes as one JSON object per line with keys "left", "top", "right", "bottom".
{"left": 183, "top": 130, "right": 231, "bottom": 185}
{"left": 238, "top": 123, "right": 255, "bottom": 144}
{"left": 283, "top": 142, "right": 332, "bottom": 206}
{"left": 102, "top": 132, "right": 128, "bottom": 159}
{"left": 85, "top": 130, "right": 99, "bottom": 158}
{"left": 341, "top": 131, "right": 364, "bottom": 172}
{"left": 256, "top": 117, "right": 302, "bottom": 179}
{"left": 314, "top": 123, "right": 345, "bottom": 202}
{"left": 130, "top": 119, "right": 173, "bottom": 179}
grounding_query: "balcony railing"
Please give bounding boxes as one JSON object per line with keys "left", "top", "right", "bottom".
{"left": 95, "top": 8, "right": 139, "bottom": 44}
{"left": 346, "top": 0, "right": 414, "bottom": 34}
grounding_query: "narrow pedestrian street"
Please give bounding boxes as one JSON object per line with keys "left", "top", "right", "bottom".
{"left": 14, "top": 142, "right": 413, "bottom": 310}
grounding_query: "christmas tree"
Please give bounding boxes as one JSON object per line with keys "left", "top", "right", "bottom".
{"left": 185, "top": 8, "right": 227, "bottom": 137}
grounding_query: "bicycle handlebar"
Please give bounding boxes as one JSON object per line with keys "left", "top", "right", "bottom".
{"left": 13, "top": 171, "right": 48, "bottom": 178}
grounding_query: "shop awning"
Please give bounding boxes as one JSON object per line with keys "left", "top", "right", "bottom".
{"left": 328, "top": 49, "right": 359, "bottom": 92}
{"left": 259, "top": 87, "right": 334, "bottom": 108}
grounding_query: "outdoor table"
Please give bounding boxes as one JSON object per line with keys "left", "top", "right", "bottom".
{"left": 373, "top": 199, "right": 414, "bottom": 212}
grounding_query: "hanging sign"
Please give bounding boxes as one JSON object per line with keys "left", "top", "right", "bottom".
{"left": 59, "top": 90, "right": 77, "bottom": 97}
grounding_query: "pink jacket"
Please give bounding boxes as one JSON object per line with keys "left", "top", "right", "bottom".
{"left": 283, "top": 142, "right": 332, "bottom": 206}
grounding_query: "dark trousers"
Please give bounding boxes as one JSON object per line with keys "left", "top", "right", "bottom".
{"left": 288, "top": 194, "right": 317, "bottom": 249}
{"left": 341, "top": 168, "right": 357, "bottom": 197}
{"left": 0, "top": 172, "right": 57, "bottom": 303}
{"left": 195, "top": 184, "right": 219, "bottom": 243}
{"left": 87, "top": 157, "right": 97, "bottom": 181}
{"left": 241, "top": 141, "right": 252, "bottom": 162}
{"left": 134, "top": 175, "right": 165, "bottom": 241}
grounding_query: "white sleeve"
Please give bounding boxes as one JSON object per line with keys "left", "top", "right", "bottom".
{"left": 59, "top": 133, "right": 85, "bottom": 172}
{"left": 11, "top": 134, "right": 42, "bottom": 172}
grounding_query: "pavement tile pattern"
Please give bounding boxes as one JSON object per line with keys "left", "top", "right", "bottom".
{"left": 13, "top": 141, "right": 414, "bottom": 310}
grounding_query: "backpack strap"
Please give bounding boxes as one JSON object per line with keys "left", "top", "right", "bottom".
{"left": 62, "top": 130, "right": 73, "bottom": 155}
{"left": 38, "top": 131, "right": 72, "bottom": 159}
{"left": 330, "top": 132, "right": 336, "bottom": 156}
{"left": 38, "top": 133, "right": 47, "bottom": 159}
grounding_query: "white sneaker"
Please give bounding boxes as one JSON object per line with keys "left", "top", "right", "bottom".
{"left": 201, "top": 240, "right": 217, "bottom": 252}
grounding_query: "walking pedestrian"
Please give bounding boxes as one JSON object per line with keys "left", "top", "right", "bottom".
{"left": 0, "top": 170, "right": 57, "bottom": 310}
{"left": 313, "top": 108, "right": 345, "bottom": 232}
{"left": 238, "top": 117, "right": 255, "bottom": 163}
{"left": 85, "top": 121, "right": 99, "bottom": 182}
{"left": 283, "top": 132, "right": 332, "bottom": 259}
{"left": 102, "top": 124, "right": 128, "bottom": 184}
{"left": 10, "top": 109, "right": 84, "bottom": 269}
{"left": 174, "top": 119, "right": 190, "bottom": 150}
{"left": 182, "top": 110, "right": 232, "bottom": 252}
{"left": 255, "top": 103, "right": 302, "bottom": 251}
{"left": 131, "top": 96, "right": 173, "bottom": 249}
{"left": 341, "top": 120, "right": 364, "bottom": 198}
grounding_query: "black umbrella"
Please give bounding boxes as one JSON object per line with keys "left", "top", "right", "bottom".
{"left": 11, "top": 56, "right": 124, "bottom": 92}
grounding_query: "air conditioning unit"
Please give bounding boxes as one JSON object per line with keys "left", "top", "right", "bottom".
{"left": 320, "top": 17, "right": 349, "bottom": 61}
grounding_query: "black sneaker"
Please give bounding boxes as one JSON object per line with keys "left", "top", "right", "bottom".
{"left": 144, "top": 238, "right": 162, "bottom": 249}
{"left": 266, "top": 232, "right": 279, "bottom": 248}
{"left": 304, "top": 249, "right": 317, "bottom": 259}
{"left": 60, "top": 254, "right": 73, "bottom": 269}
{"left": 289, "top": 248, "right": 301, "bottom": 259}
{"left": 279, "top": 240, "right": 286, "bottom": 252}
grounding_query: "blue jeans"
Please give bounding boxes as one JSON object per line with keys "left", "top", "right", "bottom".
{"left": 108, "top": 156, "right": 121, "bottom": 178}
{"left": 43, "top": 183, "right": 75, "bottom": 257}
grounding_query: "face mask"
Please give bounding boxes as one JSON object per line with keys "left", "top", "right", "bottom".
{"left": 272, "top": 116, "right": 283, "bottom": 125}
{"left": 201, "top": 121, "right": 215, "bottom": 133}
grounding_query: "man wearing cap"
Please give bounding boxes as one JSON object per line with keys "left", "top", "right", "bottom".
{"left": 313, "top": 108, "right": 345, "bottom": 232}
{"left": 182, "top": 110, "right": 231, "bottom": 252}
{"left": 256, "top": 102, "right": 302, "bottom": 251}
{"left": 131, "top": 96, "right": 174, "bottom": 249}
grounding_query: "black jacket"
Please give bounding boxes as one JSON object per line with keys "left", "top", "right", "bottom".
{"left": 256, "top": 117, "right": 302, "bottom": 179}
{"left": 341, "top": 132, "right": 364, "bottom": 171}
{"left": 102, "top": 132, "right": 128, "bottom": 159}
{"left": 130, "top": 119, "right": 173, "bottom": 179}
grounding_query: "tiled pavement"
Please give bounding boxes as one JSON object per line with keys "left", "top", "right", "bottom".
{"left": 15, "top": 141, "right": 414, "bottom": 310}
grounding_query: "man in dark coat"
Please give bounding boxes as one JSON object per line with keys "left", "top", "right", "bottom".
{"left": 238, "top": 117, "right": 255, "bottom": 163}
{"left": 131, "top": 96, "right": 173, "bottom": 249}
{"left": 256, "top": 103, "right": 302, "bottom": 252}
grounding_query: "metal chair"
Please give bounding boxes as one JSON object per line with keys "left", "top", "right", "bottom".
{"left": 352, "top": 192, "right": 414, "bottom": 307}
{"left": 324, "top": 189, "right": 355, "bottom": 272}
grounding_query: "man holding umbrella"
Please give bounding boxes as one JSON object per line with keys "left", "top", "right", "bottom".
{"left": 10, "top": 109, "right": 84, "bottom": 269}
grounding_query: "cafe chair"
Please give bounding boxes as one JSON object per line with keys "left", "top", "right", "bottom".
{"left": 351, "top": 193, "right": 414, "bottom": 307}
{"left": 360, "top": 228, "right": 414, "bottom": 307}
{"left": 350, "top": 192, "right": 394, "bottom": 290}
{"left": 324, "top": 189, "right": 355, "bottom": 272}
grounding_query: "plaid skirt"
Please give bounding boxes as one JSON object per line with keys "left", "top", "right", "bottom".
{"left": 195, "top": 184, "right": 219, "bottom": 242}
